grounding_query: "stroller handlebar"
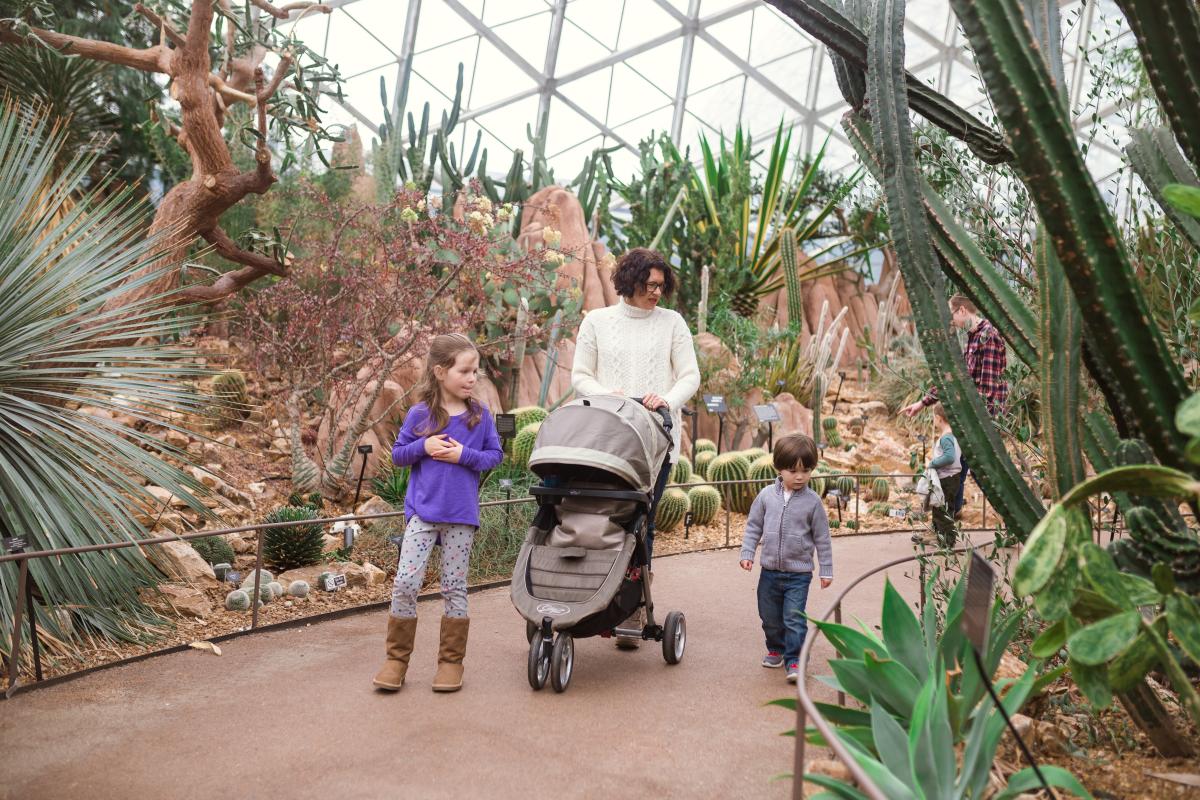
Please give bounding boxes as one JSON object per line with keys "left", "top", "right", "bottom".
{"left": 633, "top": 397, "right": 673, "bottom": 432}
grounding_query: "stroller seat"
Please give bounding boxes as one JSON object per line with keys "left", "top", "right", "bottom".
{"left": 529, "top": 486, "right": 637, "bottom": 603}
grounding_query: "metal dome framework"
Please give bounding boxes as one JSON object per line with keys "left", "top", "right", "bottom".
{"left": 284, "top": 0, "right": 1138, "bottom": 184}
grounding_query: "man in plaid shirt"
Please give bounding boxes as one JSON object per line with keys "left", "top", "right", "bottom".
{"left": 901, "top": 295, "right": 1007, "bottom": 515}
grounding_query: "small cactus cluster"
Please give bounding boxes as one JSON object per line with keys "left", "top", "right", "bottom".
{"left": 654, "top": 487, "right": 690, "bottom": 532}
{"left": 870, "top": 502, "right": 891, "bottom": 516}
{"left": 262, "top": 506, "right": 326, "bottom": 571}
{"left": 240, "top": 569, "right": 274, "bottom": 589}
{"left": 694, "top": 450, "right": 716, "bottom": 479}
{"left": 869, "top": 477, "right": 891, "bottom": 502}
{"left": 830, "top": 519, "right": 841, "bottom": 529}
{"left": 670, "top": 456, "right": 693, "bottom": 484}
{"left": 209, "top": 369, "right": 251, "bottom": 428}
{"left": 707, "top": 452, "right": 755, "bottom": 514}
{"left": 191, "top": 535, "right": 235, "bottom": 566}
{"left": 287, "top": 491, "right": 324, "bottom": 510}
{"left": 224, "top": 589, "right": 251, "bottom": 611}
{"left": 288, "top": 580, "right": 311, "bottom": 598}
{"left": 844, "top": 520, "right": 859, "bottom": 530}
{"left": 509, "top": 422, "right": 542, "bottom": 468}
{"left": 822, "top": 416, "right": 843, "bottom": 447}
{"left": 687, "top": 484, "right": 722, "bottom": 524}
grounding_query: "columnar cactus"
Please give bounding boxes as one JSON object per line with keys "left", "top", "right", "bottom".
{"left": 687, "top": 484, "right": 722, "bottom": 525}
{"left": 707, "top": 452, "right": 754, "bottom": 514}
{"left": 654, "top": 488, "right": 690, "bottom": 532}
{"left": 811, "top": 374, "right": 825, "bottom": 446}
{"left": 781, "top": 226, "right": 806, "bottom": 331}
{"left": 870, "top": 502, "right": 891, "bottom": 516}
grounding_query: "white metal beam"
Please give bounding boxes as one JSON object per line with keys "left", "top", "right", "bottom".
{"left": 670, "top": 0, "right": 702, "bottom": 145}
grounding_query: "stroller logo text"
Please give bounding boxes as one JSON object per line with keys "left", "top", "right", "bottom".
{"left": 536, "top": 603, "right": 570, "bottom": 616}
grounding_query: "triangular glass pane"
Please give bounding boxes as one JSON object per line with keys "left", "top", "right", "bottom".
{"left": 565, "top": 0, "right": 625, "bottom": 51}
{"left": 612, "top": 106, "right": 675, "bottom": 145}
{"left": 411, "top": 41, "right": 482, "bottom": 108}
{"left": 554, "top": 17, "right": 616, "bottom": 77}
{"left": 616, "top": 2, "right": 680, "bottom": 45}
{"left": 608, "top": 64, "right": 674, "bottom": 127}
{"left": 414, "top": 1, "right": 483, "bottom": 52}
{"left": 466, "top": 39, "right": 539, "bottom": 108}
{"left": 323, "top": 9, "right": 397, "bottom": 79}
{"left": 684, "top": 76, "right": 747, "bottom": 135}
{"left": 483, "top": 0, "right": 550, "bottom": 27}
{"left": 558, "top": 67, "right": 618, "bottom": 127}
{"left": 751, "top": 6, "right": 817, "bottom": 65}
{"left": 688, "top": 38, "right": 744, "bottom": 94}
{"left": 493, "top": 11, "right": 553, "bottom": 67}
{"left": 340, "top": 3, "right": 407, "bottom": 60}
{"left": 471, "top": 93, "right": 540, "bottom": 152}
{"left": 704, "top": 11, "right": 754, "bottom": 62}
{"left": 543, "top": 99, "right": 604, "bottom": 158}
{"left": 624, "top": 37, "right": 682, "bottom": 97}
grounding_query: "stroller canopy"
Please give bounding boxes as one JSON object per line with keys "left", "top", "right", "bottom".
{"left": 529, "top": 394, "right": 671, "bottom": 493}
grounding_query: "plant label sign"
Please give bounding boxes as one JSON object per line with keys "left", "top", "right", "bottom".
{"left": 322, "top": 573, "right": 347, "bottom": 592}
{"left": 702, "top": 394, "right": 727, "bottom": 414}
{"left": 495, "top": 414, "right": 517, "bottom": 440}
{"left": 752, "top": 403, "right": 781, "bottom": 423}
{"left": 888, "top": 507, "right": 907, "bottom": 519}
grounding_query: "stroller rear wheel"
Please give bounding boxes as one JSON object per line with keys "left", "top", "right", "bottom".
{"left": 526, "top": 620, "right": 537, "bottom": 642}
{"left": 551, "top": 633, "right": 574, "bottom": 693}
{"left": 662, "top": 611, "right": 686, "bottom": 665}
{"left": 528, "top": 632, "right": 551, "bottom": 690}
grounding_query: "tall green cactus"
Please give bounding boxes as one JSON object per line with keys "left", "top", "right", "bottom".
{"left": 1125, "top": 127, "right": 1200, "bottom": 251}
{"left": 862, "top": 0, "right": 1044, "bottom": 536}
{"left": 1036, "top": 226, "right": 1085, "bottom": 498}
{"left": 780, "top": 227, "right": 805, "bottom": 332}
{"left": 949, "top": 0, "right": 1193, "bottom": 476}
{"left": 810, "top": 374, "right": 825, "bottom": 446}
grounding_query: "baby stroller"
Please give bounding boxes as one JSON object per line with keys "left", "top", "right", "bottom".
{"left": 510, "top": 394, "right": 687, "bottom": 693}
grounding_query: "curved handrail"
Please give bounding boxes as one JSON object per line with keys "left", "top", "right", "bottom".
{"left": 790, "top": 537, "right": 1000, "bottom": 800}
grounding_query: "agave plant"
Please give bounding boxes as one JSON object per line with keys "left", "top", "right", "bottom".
{"left": 0, "top": 102, "right": 213, "bottom": 661}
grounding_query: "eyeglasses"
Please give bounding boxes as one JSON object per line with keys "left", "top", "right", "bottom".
{"left": 642, "top": 281, "right": 665, "bottom": 293}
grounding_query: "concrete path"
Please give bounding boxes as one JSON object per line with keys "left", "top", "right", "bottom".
{"left": 0, "top": 532, "right": 981, "bottom": 800}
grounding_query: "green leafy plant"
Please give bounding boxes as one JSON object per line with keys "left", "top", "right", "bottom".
{"left": 792, "top": 573, "right": 1090, "bottom": 798}
{"left": 191, "top": 536, "right": 235, "bottom": 567}
{"left": 261, "top": 506, "right": 326, "bottom": 572}
{"left": 371, "top": 463, "right": 410, "bottom": 510}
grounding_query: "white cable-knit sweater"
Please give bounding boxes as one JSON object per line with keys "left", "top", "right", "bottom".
{"left": 572, "top": 299, "right": 701, "bottom": 462}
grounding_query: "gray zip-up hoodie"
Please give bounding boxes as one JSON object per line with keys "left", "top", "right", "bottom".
{"left": 739, "top": 478, "right": 834, "bottom": 578}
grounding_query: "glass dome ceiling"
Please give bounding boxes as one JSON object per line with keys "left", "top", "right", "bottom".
{"left": 282, "top": 0, "right": 1138, "bottom": 186}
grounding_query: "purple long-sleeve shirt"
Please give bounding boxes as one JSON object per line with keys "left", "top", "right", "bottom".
{"left": 391, "top": 402, "right": 504, "bottom": 527}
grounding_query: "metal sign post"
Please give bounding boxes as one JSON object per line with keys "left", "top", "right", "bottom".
{"left": 352, "top": 443, "right": 373, "bottom": 507}
{"left": 752, "top": 403, "right": 781, "bottom": 451}
{"left": 702, "top": 394, "right": 728, "bottom": 453}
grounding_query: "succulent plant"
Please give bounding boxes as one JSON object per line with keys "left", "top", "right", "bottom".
{"left": 870, "top": 477, "right": 891, "bottom": 502}
{"left": 254, "top": 584, "right": 273, "bottom": 604}
{"left": 707, "top": 452, "right": 754, "bottom": 514}
{"left": 511, "top": 405, "right": 549, "bottom": 431}
{"left": 654, "top": 488, "right": 689, "bottom": 532}
{"left": 288, "top": 580, "right": 311, "bottom": 598}
{"left": 509, "top": 422, "right": 541, "bottom": 468}
{"left": 836, "top": 475, "right": 857, "bottom": 497}
{"left": 191, "top": 535, "right": 234, "bottom": 566}
{"left": 870, "top": 501, "right": 891, "bottom": 516}
{"left": 822, "top": 417, "right": 838, "bottom": 432}
{"left": 670, "top": 456, "right": 693, "bottom": 484}
{"left": 741, "top": 447, "right": 769, "bottom": 462}
{"left": 694, "top": 449, "right": 716, "bottom": 479}
{"left": 687, "top": 484, "right": 722, "bottom": 525}
{"left": 809, "top": 474, "right": 826, "bottom": 496}
{"left": 844, "top": 520, "right": 859, "bottom": 530}
{"left": 694, "top": 438, "right": 718, "bottom": 454}
{"left": 224, "top": 589, "right": 251, "bottom": 612}
{"left": 829, "top": 519, "right": 841, "bottom": 529}
{"left": 209, "top": 369, "right": 251, "bottom": 428}
{"left": 262, "top": 505, "right": 325, "bottom": 572}
{"left": 239, "top": 569, "right": 274, "bottom": 590}
{"left": 749, "top": 455, "right": 778, "bottom": 486}
{"left": 267, "top": 581, "right": 284, "bottom": 599}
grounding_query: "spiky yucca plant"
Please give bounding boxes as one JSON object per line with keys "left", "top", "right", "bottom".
{"left": 0, "top": 103, "right": 214, "bottom": 659}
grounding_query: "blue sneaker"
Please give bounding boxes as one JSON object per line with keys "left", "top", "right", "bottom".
{"left": 762, "top": 651, "right": 784, "bottom": 668}
{"left": 786, "top": 662, "right": 799, "bottom": 683}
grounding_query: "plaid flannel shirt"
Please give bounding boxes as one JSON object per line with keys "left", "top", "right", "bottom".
{"left": 921, "top": 318, "right": 1008, "bottom": 417}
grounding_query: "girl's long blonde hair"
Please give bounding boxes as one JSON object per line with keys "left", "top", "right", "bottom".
{"left": 413, "top": 333, "right": 484, "bottom": 436}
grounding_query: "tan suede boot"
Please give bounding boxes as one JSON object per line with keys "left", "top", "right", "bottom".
{"left": 432, "top": 616, "right": 469, "bottom": 692}
{"left": 372, "top": 615, "right": 417, "bottom": 691}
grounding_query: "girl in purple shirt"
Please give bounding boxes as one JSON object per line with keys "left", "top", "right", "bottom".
{"left": 372, "top": 333, "right": 503, "bottom": 694}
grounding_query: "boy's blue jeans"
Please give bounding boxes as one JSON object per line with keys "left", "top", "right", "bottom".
{"left": 757, "top": 569, "right": 813, "bottom": 665}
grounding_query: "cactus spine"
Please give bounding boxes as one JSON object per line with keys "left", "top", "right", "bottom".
{"left": 707, "top": 452, "right": 754, "bottom": 514}
{"left": 654, "top": 488, "right": 689, "bottom": 532}
{"left": 687, "top": 484, "right": 722, "bottom": 525}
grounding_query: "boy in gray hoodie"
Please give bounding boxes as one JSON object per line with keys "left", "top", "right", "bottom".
{"left": 739, "top": 433, "right": 833, "bottom": 683}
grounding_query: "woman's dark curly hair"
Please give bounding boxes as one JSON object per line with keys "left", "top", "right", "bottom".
{"left": 611, "top": 247, "right": 677, "bottom": 298}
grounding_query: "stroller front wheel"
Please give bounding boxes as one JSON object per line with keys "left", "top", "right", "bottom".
{"left": 528, "top": 632, "right": 551, "bottom": 690}
{"left": 550, "top": 633, "right": 574, "bottom": 693}
{"left": 663, "top": 611, "right": 686, "bottom": 665}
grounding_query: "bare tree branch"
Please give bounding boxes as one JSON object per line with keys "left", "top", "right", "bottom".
{"left": 247, "top": 0, "right": 331, "bottom": 19}
{"left": 0, "top": 22, "right": 169, "bottom": 73}
{"left": 200, "top": 226, "right": 287, "bottom": 276}
{"left": 133, "top": 3, "right": 185, "bottom": 47}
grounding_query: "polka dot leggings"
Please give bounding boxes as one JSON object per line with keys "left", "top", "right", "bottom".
{"left": 389, "top": 515, "right": 476, "bottom": 619}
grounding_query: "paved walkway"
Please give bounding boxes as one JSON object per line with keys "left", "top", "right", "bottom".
{"left": 0, "top": 532, "right": 978, "bottom": 800}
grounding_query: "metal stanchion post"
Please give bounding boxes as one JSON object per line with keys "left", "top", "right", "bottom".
{"left": 351, "top": 444, "right": 373, "bottom": 508}
{"left": 251, "top": 531, "right": 265, "bottom": 630}
{"left": 26, "top": 575, "right": 41, "bottom": 681}
{"left": 724, "top": 504, "right": 731, "bottom": 548}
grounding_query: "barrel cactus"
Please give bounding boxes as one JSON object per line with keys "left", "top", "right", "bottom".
{"left": 288, "top": 580, "right": 311, "bottom": 598}
{"left": 870, "top": 502, "right": 891, "bottom": 516}
{"left": 671, "top": 456, "right": 693, "bottom": 484}
{"left": 262, "top": 505, "right": 325, "bottom": 571}
{"left": 822, "top": 417, "right": 838, "bottom": 433}
{"left": 654, "top": 488, "right": 690, "bottom": 532}
{"left": 209, "top": 369, "right": 251, "bottom": 427}
{"left": 694, "top": 449, "right": 716, "bottom": 479}
{"left": 254, "top": 584, "right": 274, "bottom": 604}
{"left": 810, "top": 474, "right": 826, "bottom": 496}
{"left": 511, "top": 405, "right": 548, "bottom": 431}
{"left": 836, "top": 476, "right": 857, "bottom": 497}
{"left": 267, "top": 581, "right": 285, "bottom": 599}
{"left": 224, "top": 589, "right": 251, "bottom": 611}
{"left": 191, "top": 535, "right": 235, "bottom": 566}
{"left": 741, "top": 447, "right": 769, "bottom": 462}
{"left": 687, "top": 484, "right": 722, "bottom": 525}
{"left": 870, "top": 477, "right": 891, "bottom": 502}
{"left": 695, "top": 438, "right": 718, "bottom": 454}
{"left": 509, "top": 422, "right": 541, "bottom": 468}
{"left": 844, "top": 520, "right": 859, "bottom": 530}
{"left": 749, "top": 455, "right": 778, "bottom": 486}
{"left": 707, "top": 452, "right": 754, "bottom": 514}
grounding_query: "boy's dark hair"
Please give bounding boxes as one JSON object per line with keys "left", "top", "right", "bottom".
{"left": 611, "top": 247, "right": 677, "bottom": 298}
{"left": 773, "top": 433, "right": 818, "bottom": 471}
